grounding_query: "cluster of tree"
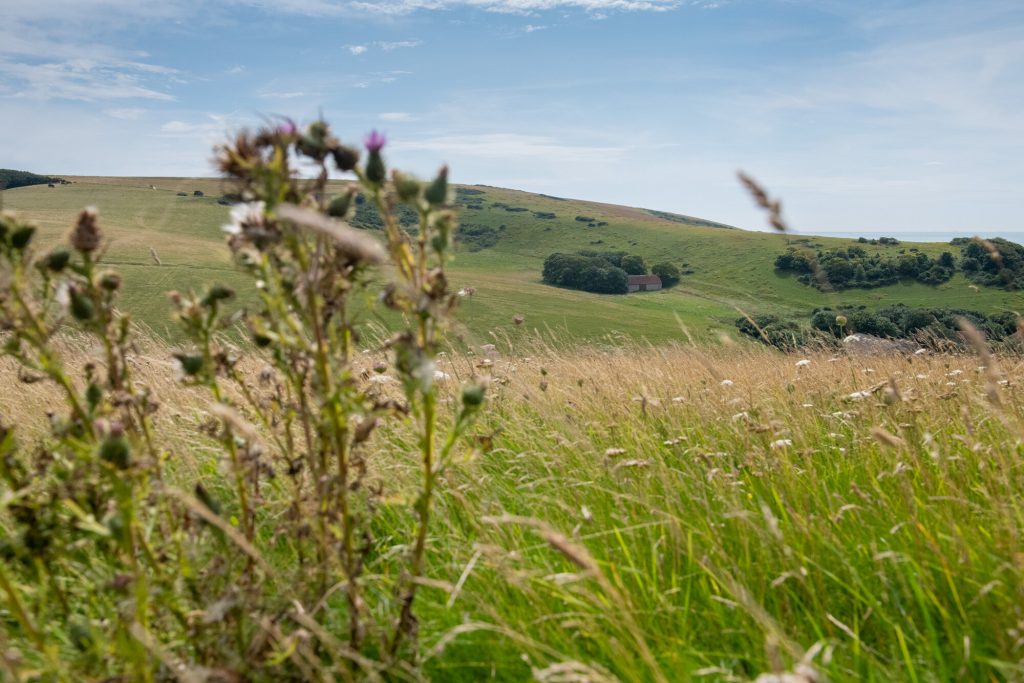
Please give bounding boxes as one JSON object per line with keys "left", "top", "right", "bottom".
{"left": 542, "top": 252, "right": 629, "bottom": 293}
{"left": 813, "top": 305, "right": 1021, "bottom": 344}
{"left": 454, "top": 188, "right": 485, "bottom": 210}
{"left": 775, "top": 245, "right": 956, "bottom": 290}
{"left": 857, "top": 236, "right": 900, "bottom": 245}
{"left": 0, "top": 169, "right": 65, "bottom": 190}
{"left": 350, "top": 194, "right": 419, "bottom": 232}
{"left": 542, "top": 251, "right": 681, "bottom": 294}
{"left": 456, "top": 222, "right": 505, "bottom": 251}
{"left": 734, "top": 314, "right": 814, "bottom": 351}
{"left": 738, "top": 304, "right": 1021, "bottom": 351}
{"left": 957, "top": 238, "right": 1024, "bottom": 290}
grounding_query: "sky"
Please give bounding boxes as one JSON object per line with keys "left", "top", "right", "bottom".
{"left": 1, "top": 0, "right": 1023, "bottom": 236}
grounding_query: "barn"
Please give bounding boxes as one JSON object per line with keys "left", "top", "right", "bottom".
{"left": 627, "top": 274, "right": 662, "bottom": 292}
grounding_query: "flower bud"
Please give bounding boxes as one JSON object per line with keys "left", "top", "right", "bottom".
{"left": 69, "top": 288, "right": 94, "bottom": 321}
{"left": 836, "top": 315, "right": 848, "bottom": 328}
{"left": 424, "top": 165, "right": 449, "bottom": 207}
{"left": 70, "top": 207, "right": 101, "bottom": 253}
{"left": 10, "top": 225, "right": 35, "bottom": 250}
{"left": 99, "top": 433, "right": 130, "bottom": 469}
{"left": 331, "top": 145, "right": 360, "bottom": 172}
{"left": 99, "top": 271, "right": 122, "bottom": 291}
{"left": 392, "top": 170, "right": 421, "bottom": 203}
{"left": 42, "top": 249, "right": 71, "bottom": 272}
{"left": 461, "top": 382, "right": 485, "bottom": 409}
{"left": 327, "top": 187, "right": 357, "bottom": 219}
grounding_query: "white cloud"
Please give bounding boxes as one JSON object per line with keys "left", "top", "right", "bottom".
{"left": 259, "top": 91, "right": 307, "bottom": 99}
{"left": 524, "top": 23, "right": 548, "bottom": 31}
{"left": 106, "top": 107, "right": 147, "bottom": 119}
{"left": 238, "top": 0, "right": 678, "bottom": 15}
{"left": 378, "top": 40, "right": 424, "bottom": 50}
{"left": 348, "top": 44, "right": 369, "bottom": 55}
{"left": 380, "top": 112, "right": 414, "bottom": 121}
{"left": 0, "top": 58, "right": 177, "bottom": 101}
{"left": 395, "top": 133, "right": 630, "bottom": 163}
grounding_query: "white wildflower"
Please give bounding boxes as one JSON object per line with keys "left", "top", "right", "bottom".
{"left": 368, "top": 375, "right": 391, "bottom": 384}
{"left": 795, "top": 359, "right": 811, "bottom": 367}
{"left": 222, "top": 201, "right": 265, "bottom": 235}
{"left": 847, "top": 390, "right": 871, "bottom": 400}
{"left": 604, "top": 447, "right": 626, "bottom": 457}
{"left": 770, "top": 439, "right": 793, "bottom": 449}
{"left": 671, "top": 396, "right": 685, "bottom": 403}
{"left": 720, "top": 379, "right": 734, "bottom": 387}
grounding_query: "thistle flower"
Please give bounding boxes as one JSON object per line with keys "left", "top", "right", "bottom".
{"left": 364, "top": 130, "right": 387, "bottom": 152}
{"left": 70, "top": 207, "right": 101, "bottom": 253}
{"left": 278, "top": 119, "right": 298, "bottom": 136}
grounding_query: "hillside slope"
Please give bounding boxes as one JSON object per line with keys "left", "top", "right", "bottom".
{"left": 2, "top": 176, "right": 1020, "bottom": 344}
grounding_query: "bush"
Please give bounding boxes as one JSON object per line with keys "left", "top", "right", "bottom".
{"left": 620, "top": 254, "right": 647, "bottom": 275}
{"left": 775, "top": 245, "right": 952, "bottom": 290}
{"left": 192, "top": 190, "right": 204, "bottom": 197}
{"left": 542, "top": 252, "right": 630, "bottom": 294}
{"left": 651, "top": 262, "right": 680, "bottom": 287}
{"left": 960, "top": 237, "right": 1024, "bottom": 289}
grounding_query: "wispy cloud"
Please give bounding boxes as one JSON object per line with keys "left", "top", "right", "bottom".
{"left": 395, "top": 133, "right": 630, "bottom": 163}
{"left": 380, "top": 112, "right": 414, "bottom": 121}
{"left": 105, "top": 107, "right": 147, "bottom": 119}
{"left": 379, "top": 40, "right": 424, "bottom": 50}
{"left": 259, "top": 91, "right": 308, "bottom": 99}
{"left": 0, "top": 58, "right": 178, "bottom": 101}
{"left": 347, "top": 44, "right": 369, "bottom": 55}
{"left": 524, "top": 24, "right": 548, "bottom": 32}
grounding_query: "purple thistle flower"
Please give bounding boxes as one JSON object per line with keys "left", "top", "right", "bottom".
{"left": 364, "top": 130, "right": 387, "bottom": 153}
{"left": 278, "top": 119, "right": 297, "bottom": 136}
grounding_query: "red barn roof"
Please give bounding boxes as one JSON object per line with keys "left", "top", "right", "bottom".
{"left": 627, "top": 275, "right": 662, "bottom": 286}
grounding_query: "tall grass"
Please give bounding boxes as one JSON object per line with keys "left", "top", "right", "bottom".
{"left": 4, "top": 335, "right": 1022, "bottom": 680}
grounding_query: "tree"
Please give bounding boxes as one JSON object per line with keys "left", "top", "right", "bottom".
{"left": 651, "top": 262, "right": 680, "bottom": 287}
{"left": 620, "top": 255, "right": 647, "bottom": 275}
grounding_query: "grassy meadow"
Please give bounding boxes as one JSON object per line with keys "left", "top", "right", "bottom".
{"left": 3, "top": 177, "right": 1021, "bottom": 344}
{"left": 1, "top": 172, "right": 1023, "bottom": 682}
{"left": 3, "top": 334, "right": 1023, "bottom": 681}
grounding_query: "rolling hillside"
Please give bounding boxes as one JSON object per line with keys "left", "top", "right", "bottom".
{"left": 2, "top": 176, "right": 1021, "bottom": 345}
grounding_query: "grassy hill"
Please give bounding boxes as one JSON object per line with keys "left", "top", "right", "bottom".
{"left": 2, "top": 176, "right": 1020, "bottom": 344}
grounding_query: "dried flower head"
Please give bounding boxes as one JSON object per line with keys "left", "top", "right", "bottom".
{"left": 70, "top": 206, "right": 102, "bottom": 253}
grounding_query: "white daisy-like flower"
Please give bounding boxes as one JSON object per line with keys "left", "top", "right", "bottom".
{"left": 770, "top": 439, "right": 793, "bottom": 449}
{"left": 221, "top": 201, "right": 265, "bottom": 235}
{"left": 433, "top": 370, "right": 452, "bottom": 382}
{"left": 720, "top": 379, "right": 734, "bottom": 387}
{"left": 795, "top": 359, "right": 811, "bottom": 367}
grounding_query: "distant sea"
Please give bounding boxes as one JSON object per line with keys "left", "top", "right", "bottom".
{"left": 788, "top": 229, "right": 1024, "bottom": 244}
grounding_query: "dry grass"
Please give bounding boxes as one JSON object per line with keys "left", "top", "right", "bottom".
{"left": 4, "top": 332, "right": 1022, "bottom": 680}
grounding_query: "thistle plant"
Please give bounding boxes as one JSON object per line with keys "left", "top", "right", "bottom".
{"left": 0, "top": 117, "right": 484, "bottom": 680}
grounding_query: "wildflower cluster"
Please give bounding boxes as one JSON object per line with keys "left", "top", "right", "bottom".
{"left": 0, "top": 117, "right": 484, "bottom": 680}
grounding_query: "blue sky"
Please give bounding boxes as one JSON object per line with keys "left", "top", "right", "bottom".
{"left": 1, "top": 0, "right": 1023, "bottom": 235}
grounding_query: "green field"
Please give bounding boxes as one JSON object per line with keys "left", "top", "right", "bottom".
{"left": 2, "top": 176, "right": 1020, "bottom": 344}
